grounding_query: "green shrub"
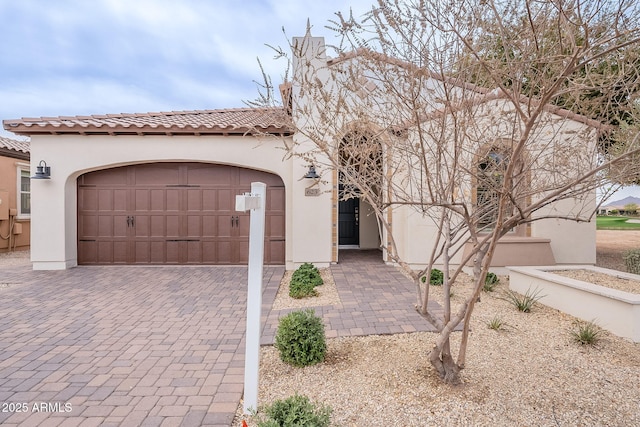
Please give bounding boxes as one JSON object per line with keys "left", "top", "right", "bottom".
{"left": 623, "top": 248, "right": 640, "bottom": 275}
{"left": 570, "top": 320, "right": 602, "bottom": 345}
{"left": 289, "top": 263, "right": 323, "bottom": 299}
{"left": 503, "top": 288, "right": 543, "bottom": 312}
{"left": 483, "top": 272, "right": 500, "bottom": 292}
{"left": 275, "top": 309, "right": 326, "bottom": 367}
{"left": 419, "top": 269, "right": 444, "bottom": 285}
{"left": 486, "top": 316, "right": 505, "bottom": 330}
{"left": 258, "top": 394, "right": 332, "bottom": 427}
{"left": 289, "top": 276, "right": 317, "bottom": 299}
{"left": 429, "top": 268, "right": 444, "bottom": 286}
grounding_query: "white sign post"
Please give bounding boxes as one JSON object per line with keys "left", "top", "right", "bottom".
{"left": 235, "top": 182, "right": 266, "bottom": 414}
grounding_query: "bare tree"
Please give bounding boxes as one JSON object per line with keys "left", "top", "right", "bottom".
{"left": 257, "top": 0, "right": 640, "bottom": 384}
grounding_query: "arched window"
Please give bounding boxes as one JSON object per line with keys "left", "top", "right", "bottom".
{"left": 338, "top": 128, "right": 383, "bottom": 198}
{"left": 475, "top": 146, "right": 512, "bottom": 231}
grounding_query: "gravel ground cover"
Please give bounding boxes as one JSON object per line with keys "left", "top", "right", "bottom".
{"left": 3, "top": 239, "right": 639, "bottom": 427}
{"left": 234, "top": 274, "right": 640, "bottom": 426}
{"left": 233, "top": 232, "right": 640, "bottom": 427}
{"left": 552, "top": 269, "right": 640, "bottom": 294}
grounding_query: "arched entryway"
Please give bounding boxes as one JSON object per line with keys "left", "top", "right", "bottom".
{"left": 77, "top": 162, "right": 285, "bottom": 265}
{"left": 338, "top": 128, "right": 383, "bottom": 253}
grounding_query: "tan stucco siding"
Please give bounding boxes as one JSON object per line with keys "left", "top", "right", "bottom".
{"left": 29, "top": 133, "right": 335, "bottom": 269}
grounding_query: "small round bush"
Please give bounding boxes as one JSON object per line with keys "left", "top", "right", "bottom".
{"left": 289, "top": 276, "right": 317, "bottom": 299}
{"left": 258, "top": 394, "right": 332, "bottom": 427}
{"left": 275, "top": 309, "right": 326, "bottom": 367}
{"left": 430, "top": 268, "right": 444, "bottom": 285}
{"left": 292, "top": 263, "right": 323, "bottom": 287}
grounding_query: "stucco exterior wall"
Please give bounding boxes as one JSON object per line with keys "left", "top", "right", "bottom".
{"left": 0, "top": 155, "right": 30, "bottom": 252}
{"left": 28, "top": 133, "right": 333, "bottom": 270}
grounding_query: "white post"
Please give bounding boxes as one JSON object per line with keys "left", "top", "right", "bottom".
{"left": 235, "top": 182, "right": 267, "bottom": 414}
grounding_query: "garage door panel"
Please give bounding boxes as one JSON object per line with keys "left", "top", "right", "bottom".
{"left": 150, "top": 189, "right": 167, "bottom": 211}
{"left": 134, "top": 241, "right": 151, "bottom": 263}
{"left": 216, "top": 241, "right": 232, "bottom": 264}
{"left": 217, "top": 189, "right": 233, "bottom": 212}
{"left": 238, "top": 240, "right": 249, "bottom": 264}
{"left": 78, "top": 163, "right": 285, "bottom": 265}
{"left": 166, "top": 215, "right": 180, "bottom": 237}
{"left": 186, "top": 241, "right": 202, "bottom": 264}
{"left": 134, "top": 216, "right": 150, "bottom": 237}
{"left": 202, "top": 189, "right": 217, "bottom": 211}
{"left": 114, "top": 189, "right": 128, "bottom": 211}
{"left": 268, "top": 188, "right": 285, "bottom": 211}
{"left": 267, "top": 240, "right": 285, "bottom": 264}
{"left": 202, "top": 215, "right": 216, "bottom": 236}
{"left": 135, "top": 189, "right": 150, "bottom": 211}
{"left": 266, "top": 215, "right": 285, "bottom": 238}
{"left": 78, "top": 241, "right": 97, "bottom": 264}
{"left": 217, "top": 216, "right": 233, "bottom": 238}
{"left": 186, "top": 215, "right": 202, "bottom": 237}
{"left": 166, "top": 241, "right": 180, "bottom": 263}
{"left": 80, "top": 188, "right": 98, "bottom": 211}
{"left": 134, "top": 164, "right": 180, "bottom": 185}
{"left": 166, "top": 189, "right": 180, "bottom": 211}
{"left": 187, "top": 189, "right": 202, "bottom": 211}
{"left": 113, "top": 241, "right": 128, "bottom": 263}
{"left": 202, "top": 241, "right": 216, "bottom": 263}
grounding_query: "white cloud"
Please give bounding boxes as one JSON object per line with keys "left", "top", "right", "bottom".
{"left": 0, "top": 0, "right": 380, "bottom": 139}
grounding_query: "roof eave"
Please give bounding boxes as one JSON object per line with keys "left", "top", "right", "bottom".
{"left": 3, "top": 124, "right": 293, "bottom": 137}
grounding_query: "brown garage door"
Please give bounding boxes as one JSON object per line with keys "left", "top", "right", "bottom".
{"left": 77, "top": 163, "right": 285, "bottom": 265}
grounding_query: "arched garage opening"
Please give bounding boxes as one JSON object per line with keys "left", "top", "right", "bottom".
{"left": 77, "top": 162, "right": 285, "bottom": 265}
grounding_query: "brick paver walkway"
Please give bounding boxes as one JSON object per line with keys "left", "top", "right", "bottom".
{"left": 262, "top": 250, "right": 441, "bottom": 343}
{"left": 0, "top": 265, "right": 282, "bottom": 427}
{"left": 0, "top": 251, "right": 440, "bottom": 426}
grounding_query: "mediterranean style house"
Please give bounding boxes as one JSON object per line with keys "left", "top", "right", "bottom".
{"left": 2, "top": 31, "right": 598, "bottom": 271}
{"left": 0, "top": 136, "right": 31, "bottom": 253}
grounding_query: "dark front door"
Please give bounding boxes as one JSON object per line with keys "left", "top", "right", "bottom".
{"left": 338, "top": 197, "right": 359, "bottom": 246}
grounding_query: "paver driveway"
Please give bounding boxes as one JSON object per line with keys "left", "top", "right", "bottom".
{"left": 0, "top": 265, "right": 283, "bottom": 427}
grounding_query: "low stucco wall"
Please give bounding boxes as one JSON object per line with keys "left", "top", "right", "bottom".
{"left": 509, "top": 265, "right": 640, "bottom": 342}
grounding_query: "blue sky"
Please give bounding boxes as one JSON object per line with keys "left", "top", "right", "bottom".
{"left": 1, "top": 0, "right": 638, "bottom": 200}
{"left": 0, "top": 0, "right": 374, "bottom": 137}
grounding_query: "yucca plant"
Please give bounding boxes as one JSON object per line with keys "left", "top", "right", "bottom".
{"left": 503, "top": 288, "right": 544, "bottom": 313}
{"left": 483, "top": 272, "right": 500, "bottom": 292}
{"left": 570, "top": 320, "right": 602, "bottom": 345}
{"left": 486, "top": 316, "right": 506, "bottom": 330}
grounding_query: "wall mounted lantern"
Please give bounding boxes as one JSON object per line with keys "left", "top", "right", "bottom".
{"left": 31, "top": 160, "right": 51, "bottom": 179}
{"left": 303, "top": 165, "right": 320, "bottom": 179}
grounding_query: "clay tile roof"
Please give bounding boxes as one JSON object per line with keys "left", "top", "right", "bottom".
{"left": 0, "top": 136, "right": 30, "bottom": 154}
{"left": 2, "top": 107, "right": 293, "bottom": 137}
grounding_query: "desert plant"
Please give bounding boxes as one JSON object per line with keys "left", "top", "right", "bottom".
{"left": 258, "top": 394, "right": 332, "bottom": 427}
{"left": 483, "top": 272, "right": 500, "bottom": 292}
{"left": 503, "top": 288, "right": 544, "bottom": 313}
{"left": 623, "top": 248, "right": 640, "bottom": 274}
{"left": 289, "top": 276, "right": 317, "bottom": 299}
{"left": 293, "top": 263, "right": 324, "bottom": 287}
{"left": 486, "top": 316, "right": 506, "bottom": 330}
{"left": 569, "top": 320, "right": 603, "bottom": 345}
{"left": 275, "top": 309, "right": 326, "bottom": 367}
{"left": 289, "top": 263, "right": 323, "bottom": 299}
{"left": 429, "top": 269, "right": 444, "bottom": 286}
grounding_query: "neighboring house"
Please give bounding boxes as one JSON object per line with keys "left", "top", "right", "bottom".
{"left": 0, "top": 136, "right": 30, "bottom": 253}
{"left": 598, "top": 196, "right": 640, "bottom": 215}
{"left": 2, "top": 31, "right": 598, "bottom": 270}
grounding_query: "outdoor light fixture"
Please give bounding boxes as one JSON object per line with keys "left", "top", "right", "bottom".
{"left": 31, "top": 160, "right": 51, "bottom": 179}
{"left": 303, "top": 165, "right": 320, "bottom": 179}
